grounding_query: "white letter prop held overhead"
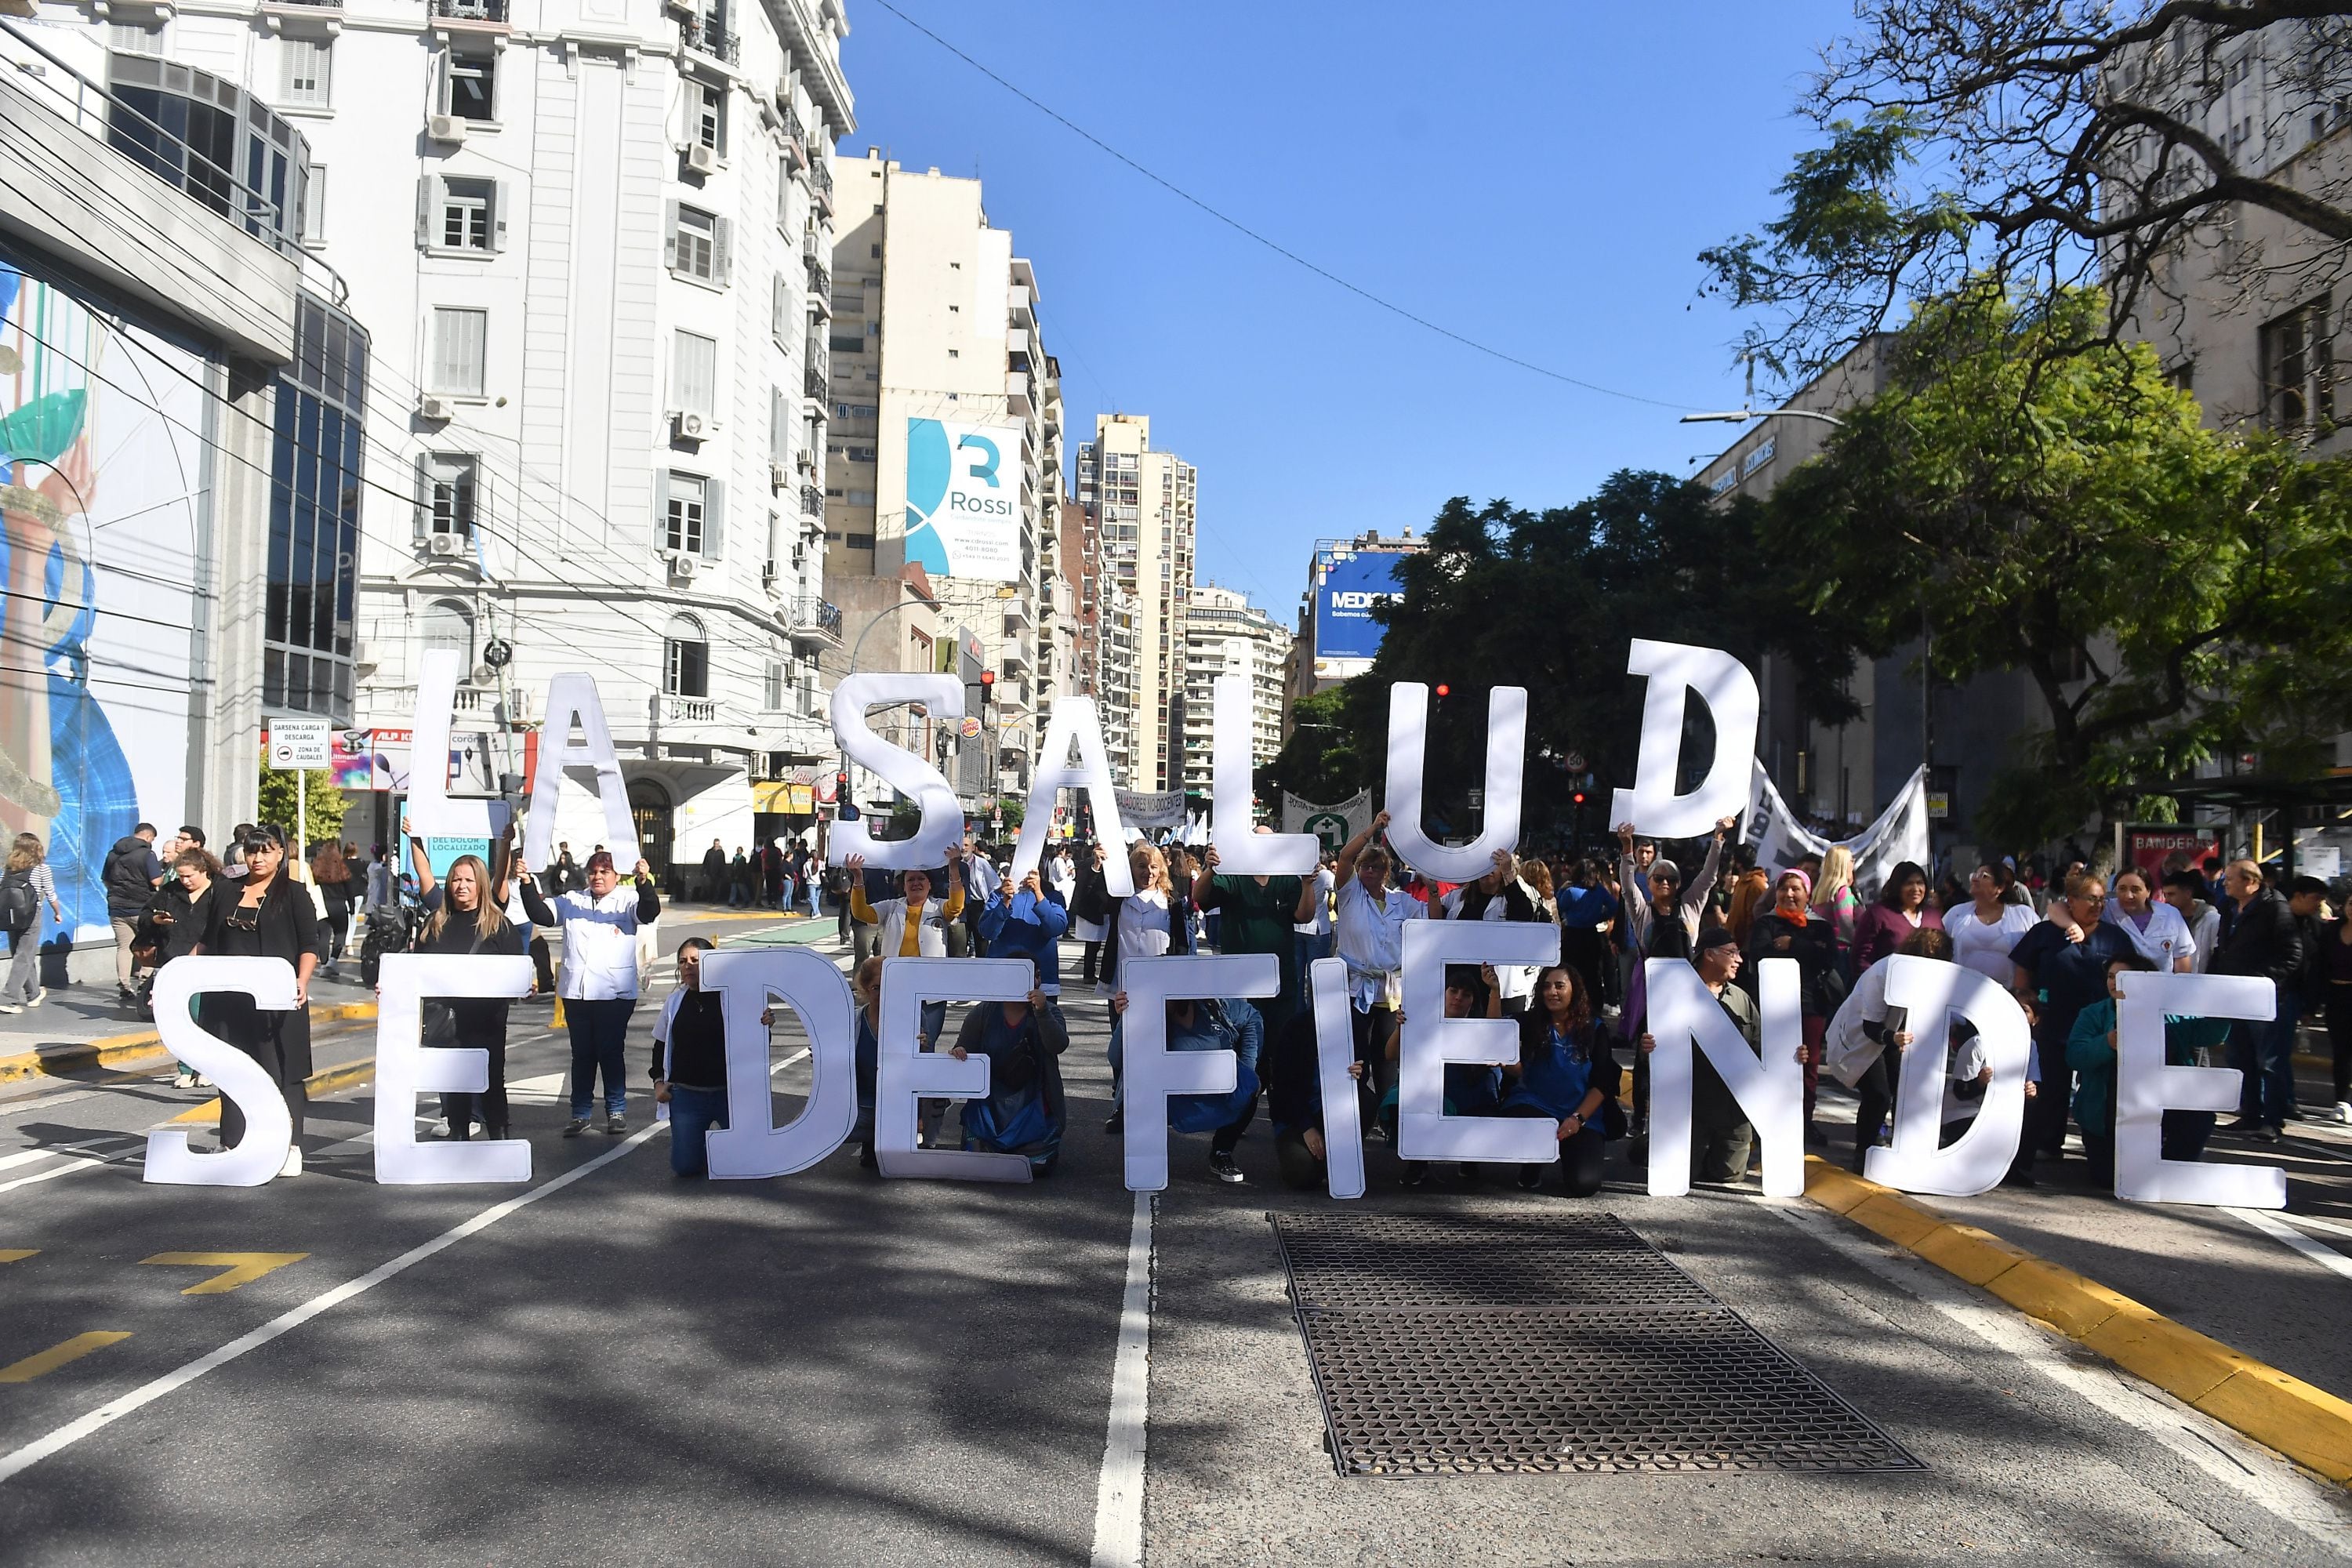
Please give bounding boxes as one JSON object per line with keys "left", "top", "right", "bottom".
{"left": 524, "top": 672, "right": 640, "bottom": 869}
{"left": 829, "top": 673, "right": 968, "bottom": 870}
{"left": 1007, "top": 695, "right": 1134, "bottom": 897}
{"left": 375, "top": 953, "right": 535, "bottom": 1185}
{"left": 144, "top": 958, "right": 298, "bottom": 1187}
{"left": 874, "top": 956, "right": 1036, "bottom": 1182}
{"left": 2116, "top": 971, "right": 2285, "bottom": 1209}
{"left": 1307, "top": 958, "right": 1367, "bottom": 1200}
{"left": 1864, "top": 957, "right": 2031, "bottom": 1197}
{"left": 702, "top": 948, "right": 860, "bottom": 1180}
{"left": 1208, "top": 675, "right": 1317, "bottom": 876}
{"left": 405, "top": 647, "right": 509, "bottom": 840}
{"left": 1119, "top": 953, "right": 1279, "bottom": 1192}
{"left": 1383, "top": 682, "right": 1526, "bottom": 883}
{"left": 1645, "top": 956, "right": 1804, "bottom": 1198}
{"left": 1396, "top": 920, "right": 1559, "bottom": 1163}
{"left": 1607, "top": 640, "right": 1759, "bottom": 839}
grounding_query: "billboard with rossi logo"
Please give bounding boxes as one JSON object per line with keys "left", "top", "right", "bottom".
{"left": 905, "top": 417, "right": 1022, "bottom": 583}
{"left": 1314, "top": 550, "right": 1407, "bottom": 662}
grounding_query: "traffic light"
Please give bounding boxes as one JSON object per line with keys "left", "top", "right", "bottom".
{"left": 978, "top": 669, "right": 996, "bottom": 709}
{"left": 836, "top": 771, "right": 857, "bottom": 822}
{"left": 1433, "top": 683, "right": 1451, "bottom": 699}
{"left": 1572, "top": 790, "right": 1587, "bottom": 807}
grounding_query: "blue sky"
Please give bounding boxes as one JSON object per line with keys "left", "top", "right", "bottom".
{"left": 844, "top": 0, "right": 1854, "bottom": 621}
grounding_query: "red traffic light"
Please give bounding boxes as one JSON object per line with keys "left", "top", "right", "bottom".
{"left": 1572, "top": 791, "right": 1587, "bottom": 806}
{"left": 1433, "top": 683, "right": 1451, "bottom": 699}
{"left": 979, "top": 670, "right": 996, "bottom": 688}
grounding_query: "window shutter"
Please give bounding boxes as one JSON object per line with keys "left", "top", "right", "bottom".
{"left": 654, "top": 470, "right": 671, "bottom": 552}
{"left": 416, "top": 176, "right": 436, "bottom": 249}
{"left": 662, "top": 199, "right": 679, "bottom": 270}
{"left": 491, "top": 181, "right": 509, "bottom": 251}
{"left": 413, "top": 456, "right": 430, "bottom": 543}
{"left": 703, "top": 479, "right": 725, "bottom": 560}
{"left": 713, "top": 216, "right": 732, "bottom": 285}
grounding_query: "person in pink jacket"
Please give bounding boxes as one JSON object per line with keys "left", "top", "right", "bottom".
{"left": 1851, "top": 860, "right": 1944, "bottom": 974}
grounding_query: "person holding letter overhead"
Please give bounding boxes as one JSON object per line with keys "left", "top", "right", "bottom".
{"left": 1332, "top": 811, "right": 1424, "bottom": 1120}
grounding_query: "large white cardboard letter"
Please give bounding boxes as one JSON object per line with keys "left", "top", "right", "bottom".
{"left": 2116, "top": 971, "right": 2285, "bottom": 1208}
{"left": 375, "top": 952, "right": 535, "bottom": 1184}
{"left": 1864, "top": 957, "right": 2031, "bottom": 1196}
{"left": 1645, "top": 956, "right": 1803, "bottom": 1197}
{"left": 875, "top": 956, "right": 1035, "bottom": 1181}
{"left": 145, "top": 957, "right": 296, "bottom": 1187}
{"left": 1307, "top": 957, "right": 1367, "bottom": 1200}
{"left": 1396, "top": 920, "right": 1558, "bottom": 1163}
{"left": 1384, "top": 682, "right": 1526, "bottom": 882}
{"left": 1209, "top": 675, "right": 1317, "bottom": 875}
{"left": 829, "top": 673, "right": 967, "bottom": 869}
{"left": 524, "top": 672, "right": 640, "bottom": 868}
{"left": 1120, "top": 953, "right": 1279, "bottom": 1192}
{"left": 1609, "top": 640, "right": 1759, "bottom": 837}
{"left": 1007, "top": 695, "right": 1134, "bottom": 896}
{"left": 702, "top": 947, "right": 859, "bottom": 1178}
{"left": 405, "top": 648, "right": 508, "bottom": 839}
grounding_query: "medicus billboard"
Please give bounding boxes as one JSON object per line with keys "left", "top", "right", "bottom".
{"left": 1310, "top": 547, "right": 1408, "bottom": 677}
{"left": 904, "top": 418, "right": 1022, "bottom": 583}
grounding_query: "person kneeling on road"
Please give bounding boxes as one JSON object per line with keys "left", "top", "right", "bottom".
{"left": 650, "top": 937, "right": 755, "bottom": 1179}
{"left": 1263, "top": 1007, "right": 1365, "bottom": 1191}
{"left": 1636, "top": 924, "right": 1753, "bottom": 1185}
{"left": 1500, "top": 963, "right": 1621, "bottom": 1198}
{"left": 1111, "top": 988, "right": 1263, "bottom": 1184}
{"left": 949, "top": 984, "right": 1070, "bottom": 1174}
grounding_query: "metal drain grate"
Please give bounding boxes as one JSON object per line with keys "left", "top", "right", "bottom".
{"left": 1270, "top": 1213, "right": 1923, "bottom": 1478}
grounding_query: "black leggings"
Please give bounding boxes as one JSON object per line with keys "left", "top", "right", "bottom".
{"left": 1501, "top": 1105, "right": 1606, "bottom": 1196}
{"left": 1854, "top": 1047, "right": 1900, "bottom": 1172}
{"left": 1080, "top": 939, "right": 1103, "bottom": 985}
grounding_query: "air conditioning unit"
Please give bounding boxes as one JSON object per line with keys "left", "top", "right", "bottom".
{"left": 667, "top": 550, "right": 701, "bottom": 579}
{"left": 426, "top": 532, "right": 462, "bottom": 557}
{"left": 673, "top": 410, "right": 707, "bottom": 441}
{"left": 796, "top": 445, "right": 817, "bottom": 474}
{"left": 470, "top": 662, "right": 499, "bottom": 687}
{"left": 427, "top": 114, "right": 468, "bottom": 145}
{"left": 760, "top": 559, "right": 780, "bottom": 584}
{"left": 418, "top": 393, "right": 454, "bottom": 422}
{"left": 770, "top": 462, "right": 790, "bottom": 492}
{"left": 352, "top": 641, "right": 379, "bottom": 671}
{"left": 684, "top": 143, "right": 720, "bottom": 176}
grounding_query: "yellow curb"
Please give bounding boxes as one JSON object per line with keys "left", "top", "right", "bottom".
{"left": 170, "top": 1056, "right": 378, "bottom": 1126}
{"left": 1798, "top": 1154, "right": 2352, "bottom": 1486}
{"left": 0, "top": 1003, "right": 377, "bottom": 1088}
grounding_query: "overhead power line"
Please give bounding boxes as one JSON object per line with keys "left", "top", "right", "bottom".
{"left": 866, "top": 0, "right": 1698, "bottom": 412}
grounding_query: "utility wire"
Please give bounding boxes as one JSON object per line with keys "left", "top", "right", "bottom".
{"left": 867, "top": 0, "right": 1698, "bottom": 412}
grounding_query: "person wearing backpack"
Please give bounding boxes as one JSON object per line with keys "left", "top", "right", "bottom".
{"left": 101, "top": 822, "right": 165, "bottom": 1005}
{"left": 0, "top": 833, "right": 64, "bottom": 1013}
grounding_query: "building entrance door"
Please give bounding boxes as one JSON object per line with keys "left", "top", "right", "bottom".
{"left": 628, "top": 779, "right": 672, "bottom": 891}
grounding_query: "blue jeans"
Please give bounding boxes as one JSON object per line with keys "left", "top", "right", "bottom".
{"left": 1294, "top": 931, "right": 1334, "bottom": 989}
{"left": 667, "top": 1084, "right": 728, "bottom": 1177}
{"left": 2234, "top": 998, "right": 2300, "bottom": 1125}
{"left": 565, "top": 997, "right": 634, "bottom": 1118}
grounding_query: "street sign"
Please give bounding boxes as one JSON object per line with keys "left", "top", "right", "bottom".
{"left": 267, "top": 720, "right": 330, "bottom": 771}
{"left": 1563, "top": 751, "right": 1585, "bottom": 772}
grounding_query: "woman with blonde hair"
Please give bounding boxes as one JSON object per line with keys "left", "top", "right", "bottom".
{"left": 1100, "top": 838, "right": 1181, "bottom": 1134}
{"left": 1811, "top": 844, "right": 1862, "bottom": 968}
{"left": 0, "top": 832, "right": 64, "bottom": 1012}
{"left": 408, "top": 845, "right": 526, "bottom": 1142}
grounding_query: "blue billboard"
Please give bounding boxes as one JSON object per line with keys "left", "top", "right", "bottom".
{"left": 1314, "top": 550, "right": 1406, "bottom": 662}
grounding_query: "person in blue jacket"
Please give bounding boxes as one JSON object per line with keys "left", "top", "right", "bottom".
{"left": 1112, "top": 989, "right": 1262, "bottom": 1185}
{"left": 1501, "top": 964, "right": 1621, "bottom": 1197}
{"left": 978, "top": 863, "right": 1069, "bottom": 1018}
{"left": 950, "top": 983, "right": 1069, "bottom": 1174}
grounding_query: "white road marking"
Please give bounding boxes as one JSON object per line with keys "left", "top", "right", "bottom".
{"left": 0, "top": 1136, "right": 133, "bottom": 1174}
{"left": 0, "top": 1142, "right": 143, "bottom": 1193}
{"left": 1088, "top": 1190, "right": 1153, "bottom": 1568}
{"left": 2267, "top": 1209, "right": 2352, "bottom": 1244}
{"left": 1766, "top": 1199, "right": 2352, "bottom": 1551}
{"left": 2229, "top": 1206, "right": 2352, "bottom": 1284}
{"left": 0, "top": 1120, "right": 664, "bottom": 1487}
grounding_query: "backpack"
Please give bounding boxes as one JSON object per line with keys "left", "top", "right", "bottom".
{"left": 0, "top": 869, "right": 34, "bottom": 931}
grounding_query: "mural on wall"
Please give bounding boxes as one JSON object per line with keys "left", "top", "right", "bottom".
{"left": 0, "top": 263, "right": 207, "bottom": 938}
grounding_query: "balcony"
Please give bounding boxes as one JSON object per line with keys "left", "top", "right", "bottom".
{"left": 804, "top": 256, "right": 830, "bottom": 312}
{"left": 1001, "top": 642, "right": 1033, "bottom": 672}
{"left": 1005, "top": 372, "right": 1033, "bottom": 415}
{"left": 661, "top": 695, "right": 718, "bottom": 724}
{"left": 1000, "top": 597, "right": 1033, "bottom": 630}
{"left": 803, "top": 340, "right": 829, "bottom": 397}
{"left": 810, "top": 159, "right": 834, "bottom": 216}
{"left": 789, "top": 598, "right": 844, "bottom": 649}
{"left": 683, "top": 15, "right": 741, "bottom": 64}
{"left": 781, "top": 104, "right": 808, "bottom": 167}
{"left": 429, "top": 0, "right": 510, "bottom": 25}
{"left": 800, "top": 484, "right": 824, "bottom": 517}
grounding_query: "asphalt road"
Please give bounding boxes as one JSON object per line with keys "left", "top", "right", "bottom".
{"left": 3, "top": 921, "right": 2351, "bottom": 1564}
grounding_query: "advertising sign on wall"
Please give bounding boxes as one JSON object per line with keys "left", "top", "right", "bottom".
{"left": 904, "top": 418, "right": 1022, "bottom": 583}
{"left": 1313, "top": 550, "right": 1406, "bottom": 665}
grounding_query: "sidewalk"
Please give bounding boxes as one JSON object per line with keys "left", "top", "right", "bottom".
{"left": 0, "top": 958, "right": 380, "bottom": 1086}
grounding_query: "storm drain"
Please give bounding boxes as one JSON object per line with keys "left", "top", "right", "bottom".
{"left": 1271, "top": 1212, "right": 1923, "bottom": 1477}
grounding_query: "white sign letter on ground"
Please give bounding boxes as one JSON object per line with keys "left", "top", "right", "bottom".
{"left": 1119, "top": 953, "right": 1279, "bottom": 1192}
{"left": 524, "top": 672, "right": 639, "bottom": 868}
{"left": 374, "top": 953, "right": 535, "bottom": 1184}
{"left": 404, "top": 648, "right": 506, "bottom": 839}
{"left": 144, "top": 957, "right": 297, "bottom": 1187}
{"left": 1644, "top": 957, "right": 1804, "bottom": 1197}
{"left": 2116, "top": 971, "right": 2285, "bottom": 1209}
{"left": 702, "top": 948, "right": 859, "bottom": 1179}
{"left": 1863, "top": 958, "right": 2031, "bottom": 1196}
{"left": 1383, "top": 682, "right": 1526, "bottom": 882}
{"left": 874, "top": 956, "right": 1036, "bottom": 1182}
{"left": 1395, "top": 920, "right": 1559, "bottom": 1163}
{"left": 829, "top": 673, "right": 967, "bottom": 870}
{"left": 1608, "top": 641, "right": 1759, "bottom": 838}
{"left": 1307, "top": 957, "right": 1367, "bottom": 1200}
{"left": 1209, "top": 675, "right": 1317, "bottom": 875}
{"left": 1007, "top": 696, "right": 1134, "bottom": 896}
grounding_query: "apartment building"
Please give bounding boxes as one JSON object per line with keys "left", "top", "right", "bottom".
{"left": 1073, "top": 413, "right": 1195, "bottom": 791}
{"left": 42, "top": 0, "right": 856, "bottom": 881}
{"left": 1180, "top": 585, "right": 1290, "bottom": 799}
{"left": 822, "top": 151, "right": 1061, "bottom": 802}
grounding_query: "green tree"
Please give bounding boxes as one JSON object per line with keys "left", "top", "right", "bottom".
{"left": 1262, "top": 474, "right": 1864, "bottom": 840}
{"left": 256, "top": 765, "right": 348, "bottom": 857}
{"left": 1766, "top": 282, "right": 2352, "bottom": 846}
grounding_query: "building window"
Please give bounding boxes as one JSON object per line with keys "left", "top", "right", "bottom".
{"left": 770, "top": 387, "right": 787, "bottom": 462}
{"left": 2262, "top": 296, "right": 2336, "bottom": 433}
{"left": 419, "top": 598, "right": 476, "bottom": 671}
{"left": 672, "top": 331, "right": 717, "bottom": 419}
{"left": 667, "top": 203, "right": 728, "bottom": 285}
{"left": 663, "top": 473, "right": 707, "bottom": 554}
{"left": 264, "top": 296, "right": 368, "bottom": 724}
{"left": 419, "top": 453, "right": 479, "bottom": 538}
{"left": 691, "top": 78, "right": 725, "bottom": 153}
{"left": 430, "top": 307, "right": 488, "bottom": 397}
{"left": 665, "top": 614, "right": 710, "bottom": 698}
{"left": 764, "top": 660, "right": 786, "bottom": 710}
{"left": 771, "top": 274, "right": 789, "bottom": 343}
{"left": 109, "top": 20, "right": 167, "bottom": 55}
{"left": 301, "top": 164, "right": 326, "bottom": 245}
{"left": 445, "top": 54, "right": 495, "bottom": 122}
{"left": 441, "top": 176, "right": 494, "bottom": 250}
{"left": 281, "top": 38, "right": 331, "bottom": 109}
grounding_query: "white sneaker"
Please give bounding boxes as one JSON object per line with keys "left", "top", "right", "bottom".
{"left": 173, "top": 1068, "right": 198, "bottom": 1089}
{"left": 279, "top": 1146, "right": 304, "bottom": 1178}
{"left": 2335, "top": 1102, "right": 2351, "bottom": 1126}
{"left": 26, "top": 988, "right": 43, "bottom": 1007}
